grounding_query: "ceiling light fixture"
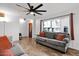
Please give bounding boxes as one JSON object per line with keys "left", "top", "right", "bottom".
{"left": 0, "top": 17, "right": 10, "bottom": 22}
{"left": 30, "top": 12, "right": 34, "bottom": 15}
{"left": 20, "top": 18, "right": 25, "bottom": 23}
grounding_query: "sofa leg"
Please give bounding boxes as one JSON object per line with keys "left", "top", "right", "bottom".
{"left": 63, "top": 52, "right": 66, "bottom": 54}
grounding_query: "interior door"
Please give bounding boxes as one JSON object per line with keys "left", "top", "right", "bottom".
{"left": 29, "top": 23, "right": 32, "bottom": 38}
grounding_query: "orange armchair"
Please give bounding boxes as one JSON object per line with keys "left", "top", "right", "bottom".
{"left": 0, "top": 36, "right": 13, "bottom": 56}
{"left": 0, "top": 36, "right": 12, "bottom": 49}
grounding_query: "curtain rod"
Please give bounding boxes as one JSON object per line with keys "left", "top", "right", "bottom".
{"left": 42, "top": 13, "right": 74, "bottom": 21}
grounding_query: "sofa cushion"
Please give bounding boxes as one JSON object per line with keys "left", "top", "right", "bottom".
{"left": 36, "top": 37, "right": 47, "bottom": 42}
{"left": 36, "top": 37, "right": 66, "bottom": 47}
{"left": 55, "top": 34, "right": 64, "bottom": 41}
{"left": 46, "top": 39, "right": 66, "bottom": 47}
{"left": 45, "top": 32, "right": 56, "bottom": 39}
{"left": 39, "top": 32, "right": 45, "bottom": 37}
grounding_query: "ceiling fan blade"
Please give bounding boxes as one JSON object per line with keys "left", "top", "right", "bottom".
{"left": 35, "top": 12, "right": 42, "bottom": 15}
{"left": 16, "top": 4, "right": 29, "bottom": 10}
{"left": 23, "top": 10, "right": 29, "bottom": 12}
{"left": 34, "top": 4, "right": 43, "bottom": 10}
{"left": 27, "top": 3, "right": 33, "bottom": 10}
{"left": 35, "top": 10, "right": 46, "bottom": 12}
{"left": 26, "top": 12, "right": 30, "bottom": 15}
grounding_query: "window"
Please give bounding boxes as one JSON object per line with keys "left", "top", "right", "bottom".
{"left": 43, "top": 20, "right": 51, "bottom": 28}
{"left": 52, "top": 19, "right": 61, "bottom": 32}
{"left": 43, "top": 20, "right": 51, "bottom": 32}
{"left": 42, "top": 15, "right": 70, "bottom": 33}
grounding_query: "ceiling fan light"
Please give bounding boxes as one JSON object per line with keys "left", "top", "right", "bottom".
{"left": 30, "top": 12, "right": 34, "bottom": 15}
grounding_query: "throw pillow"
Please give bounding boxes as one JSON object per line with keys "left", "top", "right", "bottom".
{"left": 55, "top": 34, "right": 64, "bottom": 41}
{"left": 39, "top": 32, "right": 45, "bottom": 37}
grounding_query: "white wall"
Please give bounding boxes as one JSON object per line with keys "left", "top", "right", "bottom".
{"left": 35, "top": 19, "right": 40, "bottom": 34}
{"left": 20, "top": 21, "right": 27, "bottom": 37}
{"left": 0, "top": 12, "right": 19, "bottom": 41}
{"left": 0, "top": 21, "right": 19, "bottom": 42}
{"left": 19, "top": 19, "right": 30, "bottom": 37}
{"left": 19, "top": 18, "right": 40, "bottom": 38}
{"left": 5, "top": 21, "right": 19, "bottom": 41}
{"left": 0, "top": 22, "right": 4, "bottom": 36}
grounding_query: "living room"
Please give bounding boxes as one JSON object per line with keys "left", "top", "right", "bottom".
{"left": 0, "top": 3, "right": 79, "bottom": 56}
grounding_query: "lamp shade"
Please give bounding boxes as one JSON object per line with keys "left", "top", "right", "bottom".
{"left": 0, "top": 36, "right": 12, "bottom": 50}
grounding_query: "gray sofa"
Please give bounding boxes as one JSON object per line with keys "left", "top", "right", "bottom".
{"left": 36, "top": 32, "right": 70, "bottom": 53}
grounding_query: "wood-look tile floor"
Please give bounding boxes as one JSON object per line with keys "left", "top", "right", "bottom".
{"left": 19, "top": 37, "right": 79, "bottom": 56}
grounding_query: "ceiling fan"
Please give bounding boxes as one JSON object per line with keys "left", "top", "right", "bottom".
{"left": 16, "top": 3, "right": 47, "bottom": 16}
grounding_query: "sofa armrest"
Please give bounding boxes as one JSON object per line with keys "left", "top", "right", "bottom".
{"left": 63, "top": 38, "right": 70, "bottom": 43}
{"left": 11, "top": 43, "right": 25, "bottom": 56}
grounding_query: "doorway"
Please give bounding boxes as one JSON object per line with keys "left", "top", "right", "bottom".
{"left": 29, "top": 23, "right": 32, "bottom": 38}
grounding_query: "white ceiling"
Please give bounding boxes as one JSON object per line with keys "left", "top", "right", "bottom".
{"left": 0, "top": 3, "right": 79, "bottom": 20}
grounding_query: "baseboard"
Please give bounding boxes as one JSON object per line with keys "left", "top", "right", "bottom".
{"left": 21, "top": 36, "right": 28, "bottom": 38}
{"left": 68, "top": 47, "right": 79, "bottom": 51}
